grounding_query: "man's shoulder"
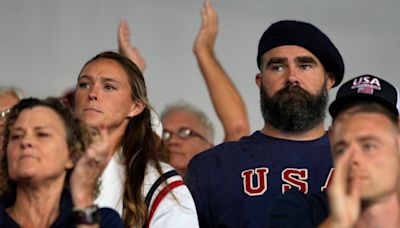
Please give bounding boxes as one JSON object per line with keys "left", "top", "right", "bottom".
{"left": 187, "top": 141, "right": 238, "bottom": 172}
{"left": 190, "top": 132, "right": 258, "bottom": 164}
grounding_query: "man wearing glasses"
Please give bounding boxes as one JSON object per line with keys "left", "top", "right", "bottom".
{"left": 161, "top": 101, "right": 215, "bottom": 176}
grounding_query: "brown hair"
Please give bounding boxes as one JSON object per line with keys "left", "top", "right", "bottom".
{"left": 0, "top": 97, "right": 93, "bottom": 196}
{"left": 332, "top": 101, "right": 398, "bottom": 127}
{"left": 79, "top": 51, "right": 169, "bottom": 227}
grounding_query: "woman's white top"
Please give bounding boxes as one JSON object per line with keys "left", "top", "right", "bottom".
{"left": 95, "top": 151, "right": 199, "bottom": 227}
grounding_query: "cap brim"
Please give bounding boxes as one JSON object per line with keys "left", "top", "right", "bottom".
{"left": 329, "top": 93, "right": 399, "bottom": 119}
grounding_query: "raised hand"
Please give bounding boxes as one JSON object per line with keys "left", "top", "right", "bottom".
{"left": 118, "top": 20, "right": 146, "bottom": 72}
{"left": 193, "top": 0, "right": 218, "bottom": 56}
{"left": 70, "top": 126, "right": 111, "bottom": 208}
{"left": 192, "top": 0, "right": 250, "bottom": 142}
{"left": 320, "top": 150, "right": 361, "bottom": 228}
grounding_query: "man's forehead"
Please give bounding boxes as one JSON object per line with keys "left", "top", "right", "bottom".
{"left": 163, "top": 110, "right": 203, "bottom": 128}
{"left": 332, "top": 112, "right": 395, "bottom": 138}
{"left": 263, "top": 45, "right": 319, "bottom": 59}
{"left": 0, "top": 92, "right": 19, "bottom": 109}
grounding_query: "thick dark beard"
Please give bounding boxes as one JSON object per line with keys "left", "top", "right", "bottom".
{"left": 260, "top": 82, "right": 328, "bottom": 133}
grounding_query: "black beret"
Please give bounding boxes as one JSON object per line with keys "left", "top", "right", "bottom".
{"left": 257, "top": 20, "right": 344, "bottom": 87}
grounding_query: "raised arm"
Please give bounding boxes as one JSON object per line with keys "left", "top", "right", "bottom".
{"left": 193, "top": 0, "right": 249, "bottom": 142}
{"left": 118, "top": 20, "right": 146, "bottom": 73}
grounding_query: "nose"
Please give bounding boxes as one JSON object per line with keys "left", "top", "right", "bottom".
{"left": 88, "top": 86, "right": 99, "bottom": 101}
{"left": 286, "top": 64, "right": 300, "bottom": 85}
{"left": 349, "top": 147, "right": 363, "bottom": 168}
{"left": 20, "top": 137, "right": 33, "bottom": 149}
{"left": 165, "top": 133, "right": 181, "bottom": 146}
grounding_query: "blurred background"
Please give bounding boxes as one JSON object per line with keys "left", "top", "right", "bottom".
{"left": 1, "top": 0, "right": 399, "bottom": 142}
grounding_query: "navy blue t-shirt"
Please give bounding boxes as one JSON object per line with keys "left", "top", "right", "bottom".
{"left": 0, "top": 190, "right": 123, "bottom": 227}
{"left": 266, "top": 189, "right": 329, "bottom": 228}
{"left": 185, "top": 131, "right": 333, "bottom": 228}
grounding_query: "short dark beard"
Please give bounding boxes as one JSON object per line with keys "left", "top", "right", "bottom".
{"left": 260, "top": 81, "right": 328, "bottom": 133}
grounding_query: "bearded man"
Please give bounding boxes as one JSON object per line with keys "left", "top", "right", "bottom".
{"left": 185, "top": 20, "right": 344, "bottom": 228}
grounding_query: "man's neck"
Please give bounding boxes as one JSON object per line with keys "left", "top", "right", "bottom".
{"left": 260, "top": 122, "right": 326, "bottom": 141}
{"left": 355, "top": 193, "right": 400, "bottom": 228}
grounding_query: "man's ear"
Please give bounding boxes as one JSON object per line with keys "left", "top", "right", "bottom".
{"left": 255, "top": 73, "right": 262, "bottom": 89}
{"left": 326, "top": 72, "right": 336, "bottom": 90}
{"left": 328, "top": 124, "right": 337, "bottom": 162}
{"left": 328, "top": 125, "right": 333, "bottom": 140}
{"left": 128, "top": 100, "right": 145, "bottom": 118}
{"left": 397, "top": 117, "right": 400, "bottom": 147}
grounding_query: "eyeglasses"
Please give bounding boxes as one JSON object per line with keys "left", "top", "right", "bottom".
{"left": 0, "top": 108, "right": 10, "bottom": 118}
{"left": 162, "top": 127, "right": 209, "bottom": 143}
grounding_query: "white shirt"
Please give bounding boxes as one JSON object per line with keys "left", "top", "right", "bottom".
{"left": 95, "top": 151, "right": 199, "bottom": 228}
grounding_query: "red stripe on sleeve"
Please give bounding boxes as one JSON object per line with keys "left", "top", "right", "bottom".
{"left": 146, "top": 180, "right": 185, "bottom": 227}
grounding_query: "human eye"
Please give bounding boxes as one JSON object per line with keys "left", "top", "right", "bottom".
{"left": 10, "top": 133, "right": 22, "bottom": 140}
{"left": 362, "top": 142, "right": 377, "bottom": 152}
{"left": 78, "top": 81, "right": 91, "bottom": 89}
{"left": 37, "top": 131, "right": 50, "bottom": 138}
{"left": 178, "top": 128, "right": 192, "bottom": 138}
{"left": 297, "top": 57, "right": 317, "bottom": 70}
{"left": 161, "top": 130, "right": 172, "bottom": 141}
{"left": 104, "top": 84, "right": 117, "bottom": 91}
{"left": 333, "top": 147, "right": 345, "bottom": 157}
{"left": 300, "top": 64, "right": 312, "bottom": 70}
{"left": 270, "top": 65, "right": 285, "bottom": 72}
{"left": 332, "top": 143, "right": 347, "bottom": 157}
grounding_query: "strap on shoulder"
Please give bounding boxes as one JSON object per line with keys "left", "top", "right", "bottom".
{"left": 144, "top": 169, "right": 180, "bottom": 209}
{"left": 142, "top": 169, "right": 181, "bottom": 228}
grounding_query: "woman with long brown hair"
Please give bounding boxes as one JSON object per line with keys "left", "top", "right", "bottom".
{"left": 74, "top": 51, "right": 198, "bottom": 227}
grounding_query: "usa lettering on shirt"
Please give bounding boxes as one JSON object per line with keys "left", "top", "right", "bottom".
{"left": 241, "top": 167, "right": 334, "bottom": 196}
